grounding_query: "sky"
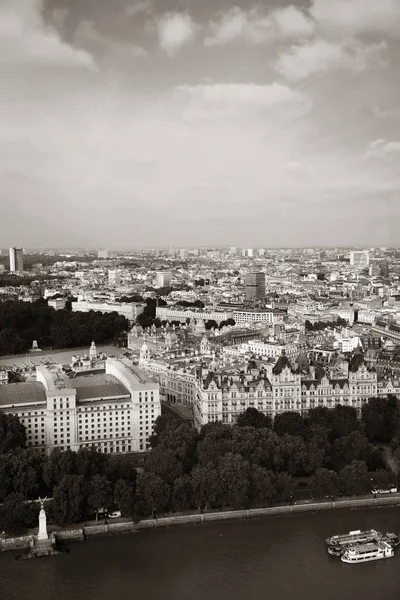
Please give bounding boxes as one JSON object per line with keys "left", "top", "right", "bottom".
{"left": 0, "top": 0, "right": 399, "bottom": 248}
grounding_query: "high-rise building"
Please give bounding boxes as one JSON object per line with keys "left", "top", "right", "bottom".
{"left": 156, "top": 272, "right": 172, "bottom": 288}
{"left": 380, "top": 261, "right": 389, "bottom": 278}
{"left": 245, "top": 272, "right": 266, "bottom": 303}
{"left": 9, "top": 247, "right": 24, "bottom": 273}
{"left": 180, "top": 249, "right": 189, "bottom": 260}
{"left": 98, "top": 250, "right": 109, "bottom": 259}
{"left": 350, "top": 250, "right": 369, "bottom": 269}
{"left": 108, "top": 270, "right": 121, "bottom": 286}
{"left": 247, "top": 249, "right": 254, "bottom": 258}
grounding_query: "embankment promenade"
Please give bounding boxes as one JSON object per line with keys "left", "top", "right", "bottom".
{"left": 2, "top": 493, "right": 400, "bottom": 553}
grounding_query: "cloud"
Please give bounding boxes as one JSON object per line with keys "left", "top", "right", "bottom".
{"left": 74, "top": 20, "right": 148, "bottom": 61}
{"left": 365, "top": 139, "right": 400, "bottom": 159}
{"left": 205, "top": 6, "right": 315, "bottom": 46}
{"left": 0, "top": 0, "right": 95, "bottom": 70}
{"left": 174, "top": 82, "right": 312, "bottom": 119}
{"left": 275, "top": 38, "right": 388, "bottom": 81}
{"left": 156, "top": 12, "right": 198, "bottom": 56}
{"left": 126, "top": 1, "right": 153, "bottom": 17}
{"left": 310, "top": 0, "right": 400, "bottom": 37}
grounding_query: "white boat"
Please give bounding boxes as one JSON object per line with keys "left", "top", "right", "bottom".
{"left": 341, "top": 541, "right": 394, "bottom": 564}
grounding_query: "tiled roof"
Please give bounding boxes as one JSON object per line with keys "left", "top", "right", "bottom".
{"left": 0, "top": 382, "right": 46, "bottom": 406}
{"left": 71, "top": 374, "right": 129, "bottom": 400}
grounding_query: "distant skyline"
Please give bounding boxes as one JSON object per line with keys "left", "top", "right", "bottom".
{"left": 1, "top": 0, "right": 399, "bottom": 247}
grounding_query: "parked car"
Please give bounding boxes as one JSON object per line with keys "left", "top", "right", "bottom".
{"left": 371, "top": 487, "right": 397, "bottom": 494}
{"left": 108, "top": 511, "right": 122, "bottom": 518}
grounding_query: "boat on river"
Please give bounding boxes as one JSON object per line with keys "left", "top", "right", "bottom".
{"left": 326, "top": 529, "right": 399, "bottom": 557}
{"left": 341, "top": 541, "right": 394, "bottom": 564}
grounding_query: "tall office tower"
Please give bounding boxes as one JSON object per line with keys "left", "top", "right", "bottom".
{"left": 108, "top": 270, "right": 121, "bottom": 286}
{"left": 258, "top": 248, "right": 266, "bottom": 257}
{"left": 98, "top": 250, "right": 109, "bottom": 259}
{"left": 9, "top": 247, "right": 24, "bottom": 273}
{"left": 380, "top": 261, "right": 389, "bottom": 278}
{"left": 350, "top": 250, "right": 369, "bottom": 269}
{"left": 247, "top": 249, "right": 254, "bottom": 258}
{"left": 245, "top": 272, "right": 266, "bottom": 302}
{"left": 180, "top": 249, "right": 189, "bottom": 260}
{"left": 156, "top": 271, "right": 172, "bottom": 288}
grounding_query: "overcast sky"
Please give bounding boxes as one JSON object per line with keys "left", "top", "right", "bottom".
{"left": 1, "top": 0, "right": 399, "bottom": 248}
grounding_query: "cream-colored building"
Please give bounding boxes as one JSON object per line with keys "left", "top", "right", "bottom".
{"left": 0, "top": 358, "right": 160, "bottom": 454}
{"left": 71, "top": 300, "right": 144, "bottom": 322}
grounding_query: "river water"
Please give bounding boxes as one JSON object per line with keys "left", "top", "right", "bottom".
{"left": 1, "top": 507, "right": 400, "bottom": 600}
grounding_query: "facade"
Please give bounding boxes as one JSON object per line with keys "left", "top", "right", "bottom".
{"left": 0, "top": 358, "right": 160, "bottom": 455}
{"left": 371, "top": 320, "right": 400, "bottom": 343}
{"left": 98, "top": 250, "right": 109, "bottom": 259}
{"left": 241, "top": 340, "right": 298, "bottom": 360}
{"left": 0, "top": 368, "right": 8, "bottom": 385}
{"left": 48, "top": 298, "right": 66, "bottom": 310}
{"left": 71, "top": 300, "right": 144, "bottom": 322}
{"left": 350, "top": 251, "right": 369, "bottom": 269}
{"left": 244, "top": 272, "right": 265, "bottom": 302}
{"left": 156, "top": 272, "right": 172, "bottom": 288}
{"left": 139, "top": 345, "right": 379, "bottom": 430}
{"left": 108, "top": 270, "right": 121, "bottom": 287}
{"left": 156, "top": 306, "right": 231, "bottom": 324}
{"left": 9, "top": 247, "right": 24, "bottom": 273}
{"left": 232, "top": 310, "right": 275, "bottom": 325}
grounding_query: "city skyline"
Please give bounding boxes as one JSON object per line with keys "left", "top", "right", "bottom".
{"left": 1, "top": 0, "right": 399, "bottom": 247}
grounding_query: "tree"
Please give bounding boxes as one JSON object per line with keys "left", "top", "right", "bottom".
{"left": 371, "top": 469, "right": 395, "bottom": 491}
{"left": 362, "top": 396, "right": 400, "bottom": 444}
{"left": 53, "top": 474, "right": 87, "bottom": 525}
{"left": 205, "top": 320, "right": 218, "bottom": 330}
{"left": 87, "top": 475, "right": 113, "bottom": 521}
{"left": 237, "top": 408, "right": 272, "bottom": 429}
{"left": 0, "top": 493, "right": 36, "bottom": 534}
{"left": 329, "top": 431, "right": 369, "bottom": 472}
{"left": 310, "top": 468, "right": 340, "bottom": 499}
{"left": 136, "top": 472, "right": 170, "bottom": 516}
{"left": 114, "top": 479, "right": 136, "bottom": 518}
{"left": 249, "top": 465, "right": 276, "bottom": 507}
{"left": 144, "top": 446, "right": 183, "bottom": 484}
{"left": 339, "top": 461, "right": 370, "bottom": 496}
{"left": 171, "top": 475, "right": 193, "bottom": 512}
{"left": 0, "top": 413, "right": 26, "bottom": 453}
{"left": 217, "top": 453, "right": 251, "bottom": 509}
{"left": 274, "top": 472, "right": 297, "bottom": 502}
{"left": 274, "top": 412, "right": 307, "bottom": 438}
{"left": 43, "top": 448, "right": 77, "bottom": 489}
{"left": 196, "top": 425, "right": 233, "bottom": 466}
{"left": 191, "top": 465, "right": 224, "bottom": 509}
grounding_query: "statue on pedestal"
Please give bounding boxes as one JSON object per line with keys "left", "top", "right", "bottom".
{"left": 37, "top": 497, "right": 48, "bottom": 541}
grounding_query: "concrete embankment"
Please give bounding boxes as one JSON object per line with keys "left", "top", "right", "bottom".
{"left": 2, "top": 494, "right": 400, "bottom": 552}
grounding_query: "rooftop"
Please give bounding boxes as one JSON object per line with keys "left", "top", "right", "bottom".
{"left": 0, "top": 382, "right": 46, "bottom": 406}
{"left": 70, "top": 373, "right": 129, "bottom": 400}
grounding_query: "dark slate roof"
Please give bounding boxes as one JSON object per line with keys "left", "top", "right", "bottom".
{"left": 71, "top": 374, "right": 129, "bottom": 400}
{"left": 349, "top": 352, "right": 365, "bottom": 372}
{"left": 273, "top": 354, "right": 292, "bottom": 375}
{"left": 0, "top": 382, "right": 46, "bottom": 406}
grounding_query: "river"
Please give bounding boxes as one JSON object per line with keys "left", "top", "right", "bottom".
{"left": 1, "top": 506, "right": 400, "bottom": 600}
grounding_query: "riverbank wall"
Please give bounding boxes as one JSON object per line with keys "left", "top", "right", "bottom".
{"left": 2, "top": 494, "right": 400, "bottom": 552}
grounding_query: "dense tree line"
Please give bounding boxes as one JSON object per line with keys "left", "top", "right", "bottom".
{"left": 305, "top": 318, "right": 347, "bottom": 332}
{"left": 1, "top": 397, "right": 399, "bottom": 535}
{"left": 0, "top": 300, "right": 129, "bottom": 354}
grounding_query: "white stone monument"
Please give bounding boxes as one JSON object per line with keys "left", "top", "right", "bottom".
{"left": 37, "top": 497, "right": 48, "bottom": 541}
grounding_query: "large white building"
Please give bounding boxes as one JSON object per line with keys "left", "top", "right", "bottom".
{"left": 0, "top": 358, "right": 160, "bottom": 454}
{"left": 71, "top": 300, "right": 144, "bottom": 322}
{"left": 350, "top": 250, "right": 370, "bottom": 269}
{"left": 156, "top": 306, "right": 231, "bottom": 324}
{"left": 156, "top": 272, "right": 172, "bottom": 288}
